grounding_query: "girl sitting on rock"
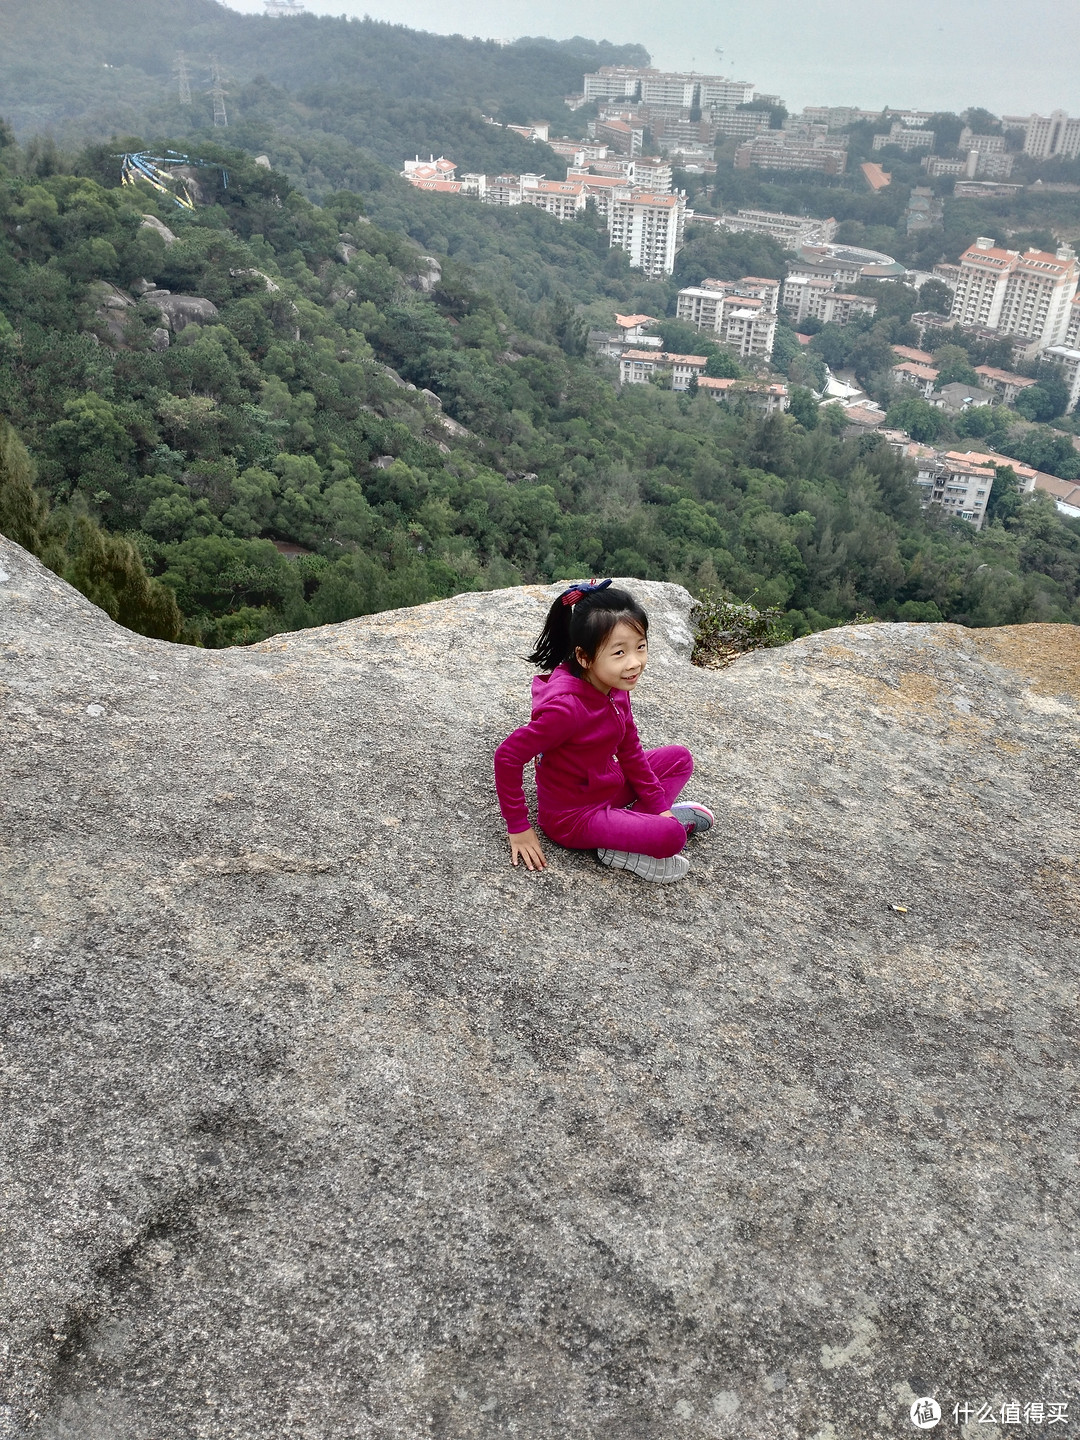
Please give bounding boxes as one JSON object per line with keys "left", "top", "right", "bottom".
{"left": 494, "top": 579, "right": 713, "bottom": 884}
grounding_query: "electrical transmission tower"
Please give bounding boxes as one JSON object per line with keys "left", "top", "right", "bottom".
{"left": 174, "top": 51, "right": 191, "bottom": 106}
{"left": 209, "top": 55, "right": 228, "bottom": 127}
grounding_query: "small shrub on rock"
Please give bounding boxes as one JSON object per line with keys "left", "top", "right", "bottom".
{"left": 690, "top": 590, "right": 792, "bottom": 669}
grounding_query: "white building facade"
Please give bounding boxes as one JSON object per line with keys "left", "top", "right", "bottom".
{"left": 608, "top": 191, "right": 686, "bottom": 278}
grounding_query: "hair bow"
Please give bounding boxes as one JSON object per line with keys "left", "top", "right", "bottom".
{"left": 560, "top": 578, "right": 612, "bottom": 607}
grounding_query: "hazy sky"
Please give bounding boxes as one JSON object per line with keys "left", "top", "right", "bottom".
{"left": 223, "top": 0, "right": 1080, "bottom": 115}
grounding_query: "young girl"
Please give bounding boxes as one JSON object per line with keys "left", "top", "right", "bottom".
{"left": 494, "top": 579, "right": 713, "bottom": 883}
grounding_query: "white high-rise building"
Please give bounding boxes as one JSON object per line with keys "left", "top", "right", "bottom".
{"left": 997, "top": 247, "right": 1080, "bottom": 350}
{"left": 1023, "top": 111, "right": 1080, "bottom": 161}
{"left": 950, "top": 239, "right": 1018, "bottom": 329}
{"left": 608, "top": 191, "right": 687, "bottom": 278}
{"left": 950, "top": 239, "right": 1080, "bottom": 348}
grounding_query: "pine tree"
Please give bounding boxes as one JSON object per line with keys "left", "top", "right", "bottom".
{"left": 0, "top": 416, "right": 184, "bottom": 643}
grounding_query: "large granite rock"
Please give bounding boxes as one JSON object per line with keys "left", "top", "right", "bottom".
{"left": 0, "top": 533, "right": 1077, "bottom": 1440}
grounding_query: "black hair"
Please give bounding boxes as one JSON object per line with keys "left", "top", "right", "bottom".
{"left": 528, "top": 585, "right": 649, "bottom": 676}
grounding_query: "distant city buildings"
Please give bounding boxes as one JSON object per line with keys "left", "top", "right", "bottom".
{"left": 716, "top": 210, "right": 838, "bottom": 248}
{"left": 735, "top": 132, "right": 847, "bottom": 175}
{"left": 400, "top": 148, "right": 687, "bottom": 275}
{"left": 582, "top": 66, "right": 755, "bottom": 110}
{"left": 872, "top": 122, "right": 934, "bottom": 153}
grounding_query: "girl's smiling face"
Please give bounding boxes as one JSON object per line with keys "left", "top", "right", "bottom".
{"left": 576, "top": 619, "right": 649, "bottom": 695}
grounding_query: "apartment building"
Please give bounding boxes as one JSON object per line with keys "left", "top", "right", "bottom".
{"left": 618, "top": 350, "right": 708, "bottom": 389}
{"left": 1041, "top": 346, "right": 1080, "bottom": 413}
{"left": 583, "top": 66, "right": 648, "bottom": 103}
{"left": 592, "top": 117, "right": 644, "bottom": 157}
{"left": 676, "top": 278, "right": 779, "bottom": 360}
{"left": 698, "top": 378, "right": 790, "bottom": 413}
{"left": 713, "top": 110, "right": 773, "bottom": 140}
{"left": 950, "top": 238, "right": 1080, "bottom": 349}
{"left": 781, "top": 275, "right": 878, "bottom": 326}
{"left": 735, "top": 134, "right": 847, "bottom": 175}
{"left": 996, "top": 247, "right": 1080, "bottom": 349}
{"left": 608, "top": 191, "right": 686, "bottom": 278}
{"left": 931, "top": 452, "right": 996, "bottom": 527}
{"left": 567, "top": 157, "right": 673, "bottom": 193}
{"left": 1066, "top": 296, "right": 1080, "bottom": 347}
{"left": 1023, "top": 111, "right": 1080, "bottom": 161}
{"left": 582, "top": 66, "right": 754, "bottom": 112}
{"left": 520, "top": 179, "right": 587, "bottom": 221}
{"left": 872, "top": 123, "right": 934, "bottom": 153}
{"left": 719, "top": 209, "right": 838, "bottom": 248}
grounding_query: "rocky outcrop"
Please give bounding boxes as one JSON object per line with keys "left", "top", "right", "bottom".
{"left": 89, "top": 281, "right": 136, "bottom": 345}
{"left": 1, "top": 533, "right": 1077, "bottom": 1440}
{"left": 142, "top": 290, "right": 220, "bottom": 333}
{"left": 139, "top": 213, "right": 177, "bottom": 246}
{"left": 408, "top": 254, "right": 442, "bottom": 294}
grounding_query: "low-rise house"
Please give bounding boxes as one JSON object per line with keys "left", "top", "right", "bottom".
{"left": 973, "top": 365, "right": 1038, "bottom": 405}
{"left": 932, "top": 382, "right": 995, "bottom": 413}
{"left": 894, "top": 361, "right": 940, "bottom": 397}
{"left": 618, "top": 350, "right": 707, "bottom": 389}
{"left": 614, "top": 313, "right": 656, "bottom": 340}
{"left": 892, "top": 345, "right": 936, "bottom": 366}
{"left": 1033, "top": 475, "right": 1080, "bottom": 517}
{"left": 697, "top": 378, "right": 790, "bottom": 413}
{"left": 402, "top": 155, "right": 458, "bottom": 183}
{"left": 842, "top": 401, "right": 887, "bottom": 433}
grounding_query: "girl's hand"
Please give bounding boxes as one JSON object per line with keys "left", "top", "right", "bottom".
{"left": 508, "top": 827, "right": 547, "bottom": 871}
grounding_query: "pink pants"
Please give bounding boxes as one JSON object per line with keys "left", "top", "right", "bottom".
{"left": 540, "top": 745, "right": 695, "bottom": 859}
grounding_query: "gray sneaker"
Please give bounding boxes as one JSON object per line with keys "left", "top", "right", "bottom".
{"left": 670, "top": 800, "right": 714, "bottom": 837}
{"left": 597, "top": 849, "right": 690, "bottom": 883}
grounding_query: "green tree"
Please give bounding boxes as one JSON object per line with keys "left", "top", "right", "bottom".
{"left": 787, "top": 387, "right": 819, "bottom": 430}
{"left": 988, "top": 465, "right": 1022, "bottom": 523}
{"left": 884, "top": 396, "right": 943, "bottom": 443}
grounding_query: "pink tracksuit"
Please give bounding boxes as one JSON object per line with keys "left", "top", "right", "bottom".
{"left": 494, "top": 664, "right": 693, "bottom": 858}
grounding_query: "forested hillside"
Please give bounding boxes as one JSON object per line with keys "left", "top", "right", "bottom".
{"left": 2, "top": 128, "right": 1078, "bottom": 647}
{"left": 2, "top": 0, "right": 645, "bottom": 146}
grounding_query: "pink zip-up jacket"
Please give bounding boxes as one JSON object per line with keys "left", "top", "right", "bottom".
{"left": 493, "top": 664, "right": 666, "bottom": 835}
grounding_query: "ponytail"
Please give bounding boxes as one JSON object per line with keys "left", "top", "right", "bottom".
{"left": 528, "top": 580, "right": 649, "bottom": 675}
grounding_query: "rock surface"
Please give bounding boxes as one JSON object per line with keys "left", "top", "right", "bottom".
{"left": 1, "top": 534, "right": 1078, "bottom": 1440}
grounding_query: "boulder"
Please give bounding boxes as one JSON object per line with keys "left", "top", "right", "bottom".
{"left": 0, "top": 533, "right": 1077, "bottom": 1439}
{"left": 149, "top": 327, "right": 170, "bottom": 353}
{"left": 146, "top": 294, "right": 220, "bottom": 333}
{"left": 408, "top": 255, "right": 442, "bottom": 294}
{"left": 139, "top": 213, "right": 177, "bottom": 246}
{"left": 89, "top": 282, "right": 135, "bottom": 346}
